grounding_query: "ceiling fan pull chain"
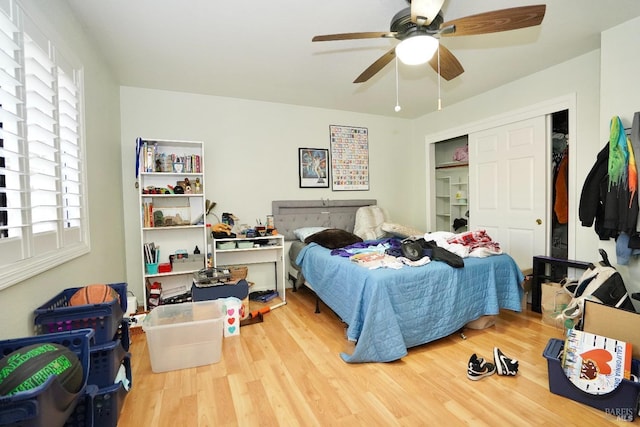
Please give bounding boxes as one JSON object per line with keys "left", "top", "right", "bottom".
{"left": 437, "top": 46, "right": 442, "bottom": 111}
{"left": 395, "top": 57, "right": 401, "bottom": 112}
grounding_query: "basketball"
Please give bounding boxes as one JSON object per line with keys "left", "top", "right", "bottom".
{"left": 0, "top": 343, "right": 83, "bottom": 396}
{"left": 69, "top": 284, "right": 119, "bottom": 307}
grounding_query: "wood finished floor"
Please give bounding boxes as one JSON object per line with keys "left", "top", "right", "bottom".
{"left": 118, "top": 287, "right": 634, "bottom": 426}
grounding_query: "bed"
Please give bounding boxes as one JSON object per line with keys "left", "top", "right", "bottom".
{"left": 272, "top": 200, "right": 524, "bottom": 363}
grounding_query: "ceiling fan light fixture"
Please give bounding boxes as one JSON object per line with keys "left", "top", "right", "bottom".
{"left": 395, "top": 35, "right": 438, "bottom": 65}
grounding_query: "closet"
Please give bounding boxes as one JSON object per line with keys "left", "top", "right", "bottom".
{"left": 430, "top": 106, "right": 577, "bottom": 279}
{"left": 430, "top": 108, "right": 571, "bottom": 273}
{"left": 433, "top": 136, "right": 469, "bottom": 232}
{"left": 550, "top": 109, "right": 569, "bottom": 277}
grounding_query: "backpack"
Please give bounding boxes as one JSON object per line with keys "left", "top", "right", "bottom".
{"left": 559, "top": 249, "right": 635, "bottom": 329}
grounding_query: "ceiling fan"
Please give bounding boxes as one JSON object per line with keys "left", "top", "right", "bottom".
{"left": 312, "top": 1, "right": 546, "bottom": 83}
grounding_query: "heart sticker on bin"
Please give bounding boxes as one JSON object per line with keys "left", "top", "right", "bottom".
{"left": 223, "top": 297, "right": 241, "bottom": 337}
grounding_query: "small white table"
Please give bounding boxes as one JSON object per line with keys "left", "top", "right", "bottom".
{"left": 212, "top": 234, "right": 286, "bottom": 307}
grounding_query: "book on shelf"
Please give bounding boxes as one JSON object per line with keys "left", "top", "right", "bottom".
{"left": 139, "top": 140, "right": 202, "bottom": 174}
{"left": 143, "top": 202, "right": 154, "bottom": 227}
{"left": 562, "top": 328, "right": 632, "bottom": 395}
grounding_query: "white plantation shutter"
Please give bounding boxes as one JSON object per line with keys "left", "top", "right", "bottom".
{"left": 57, "top": 63, "right": 83, "bottom": 242}
{"left": 25, "top": 32, "right": 59, "bottom": 252}
{"left": 0, "top": 1, "right": 88, "bottom": 289}
{"left": 0, "top": 3, "right": 26, "bottom": 263}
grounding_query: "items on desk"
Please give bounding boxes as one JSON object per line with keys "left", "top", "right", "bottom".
{"left": 193, "top": 268, "right": 232, "bottom": 286}
{"left": 212, "top": 222, "right": 235, "bottom": 238}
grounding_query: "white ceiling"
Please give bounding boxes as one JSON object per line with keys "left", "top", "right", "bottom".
{"left": 65, "top": 0, "right": 640, "bottom": 119}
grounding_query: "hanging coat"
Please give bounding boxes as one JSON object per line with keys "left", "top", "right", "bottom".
{"left": 580, "top": 141, "right": 639, "bottom": 240}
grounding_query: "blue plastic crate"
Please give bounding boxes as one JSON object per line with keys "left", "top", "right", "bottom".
{"left": 88, "top": 320, "right": 130, "bottom": 388}
{"left": 34, "top": 283, "right": 127, "bottom": 345}
{"left": 0, "top": 329, "right": 94, "bottom": 427}
{"left": 543, "top": 338, "right": 640, "bottom": 421}
{"left": 65, "top": 356, "right": 132, "bottom": 427}
{"left": 114, "top": 319, "right": 130, "bottom": 352}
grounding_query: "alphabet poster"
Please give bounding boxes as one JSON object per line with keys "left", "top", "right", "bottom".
{"left": 329, "top": 125, "right": 369, "bottom": 191}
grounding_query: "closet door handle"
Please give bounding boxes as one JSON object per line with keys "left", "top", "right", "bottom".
{"left": 536, "top": 218, "right": 542, "bottom": 225}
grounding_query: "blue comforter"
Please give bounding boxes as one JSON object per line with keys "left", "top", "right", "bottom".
{"left": 296, "top": 242, "right": 524, "bottom": 363}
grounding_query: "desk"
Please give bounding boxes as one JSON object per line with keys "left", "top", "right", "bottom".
{"left": 531, "top": 256, "right": 591, "bottom": 313}
{"left": 213, "top": 235, "right": 286, "bottom": 307}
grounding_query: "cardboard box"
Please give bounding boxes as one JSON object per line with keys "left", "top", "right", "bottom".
{"left": 582, "top": 300, "right": 640, "bottom": 360}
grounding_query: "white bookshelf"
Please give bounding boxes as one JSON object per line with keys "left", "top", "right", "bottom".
{"left": 137, "top": 138, "right": 207, "bottom": 310}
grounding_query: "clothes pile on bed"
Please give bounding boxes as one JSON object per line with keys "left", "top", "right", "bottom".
{"left": 331, "top": 230, "right": 503, "bottom": 270}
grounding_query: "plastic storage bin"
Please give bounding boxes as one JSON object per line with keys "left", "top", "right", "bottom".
{"left": 0, "top": 329, "right": 94, "bottom": 427}
{"left": 543, "top": 338, "right": 640, "bottom": 421}
{"left": 64, "top": 356, "right": 132, "bottom": 427}
{"left": 142, "top": 300, "right": 224, "bottom": 373}
{"left": 88, "top": 320, "right": 130, "bottom": 388}
{"left": 33, "top": 283, "right": 127, "bottom": 345}
{"left": 171, "top": 254, "right": 205, "bottom": 272}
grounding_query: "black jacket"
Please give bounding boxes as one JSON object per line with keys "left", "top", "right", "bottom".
{"left": 579, "top": 142, "right": 639, "bottom": 239}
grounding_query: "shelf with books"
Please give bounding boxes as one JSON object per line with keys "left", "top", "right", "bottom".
{"left": 137, "top": 138, "right": 207, "bottom": 310}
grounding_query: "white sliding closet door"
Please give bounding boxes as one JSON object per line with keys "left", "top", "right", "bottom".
{"left": 469, "top": 116, "right": 547, "bottom": 269}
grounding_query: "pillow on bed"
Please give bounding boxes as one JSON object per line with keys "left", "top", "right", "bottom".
{"left": 293, "top": 226, "right": 328, "bottom": 242}
{"left": 353, "top": 205, "right": 389, "bottom": 240}
{"left": 381, "top": 222, "right": 425, "bottom": 239}
{"left": 304, "top": 228, "right": 363, "bottom": 249}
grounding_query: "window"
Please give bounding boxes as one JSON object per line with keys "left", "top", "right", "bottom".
{"left": 0, "top": 1, "right": 88, "bottom": 290}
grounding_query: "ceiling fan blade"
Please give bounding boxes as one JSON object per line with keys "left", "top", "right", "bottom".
{"left": 354, "top": 48, "right": 396, "bottom": 83}
{"left": 312, "top": 32, "right": 396, "bottom": 42}
{"left": 411, "top": 0, "right": 445, "bottom": 26}
{"left": 440, "top": 5, "right": 546, "bottom": 37}
{"left": 428, "top": 44, "right": 464, "bottom": 81}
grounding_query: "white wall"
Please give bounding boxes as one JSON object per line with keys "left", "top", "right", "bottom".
{"left": 0, "top": 1, "right": 125, "bottom": 338}
{"left": 119, "top": 87, "right": 412, "bottom": 301}
{"left": 409, "top": 50, "right": 602, "bottom": 266}
{"left": 599, "top": 16, "right": 640, "bottom": 304}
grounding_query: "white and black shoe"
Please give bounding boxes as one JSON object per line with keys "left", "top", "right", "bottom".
{"left": 467, "top": 353, "right": 496, "bottom": 381}
{"left": 494, "top": 347, "right": 519, "bottom": 376}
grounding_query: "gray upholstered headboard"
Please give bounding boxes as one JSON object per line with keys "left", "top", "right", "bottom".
{"left": 272, "top": 199, "right": 377, "bottom": 241}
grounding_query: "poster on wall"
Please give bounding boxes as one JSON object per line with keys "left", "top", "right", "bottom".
{"left": 329, "top": 125, "right": 369, "bottom": 191}
{"left": 298, "top": 148, "right": 329, "bottom": 188}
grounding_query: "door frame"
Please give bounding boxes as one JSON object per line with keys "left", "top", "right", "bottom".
{"left": 424, "top": 93, "right": 577, "bottom": 260}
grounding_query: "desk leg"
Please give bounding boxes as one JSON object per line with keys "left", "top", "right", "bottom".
{"left": 531, "top": 259, "right": 543, "bottom": 313}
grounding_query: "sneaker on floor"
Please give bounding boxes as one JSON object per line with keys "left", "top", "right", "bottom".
{"left": 467, "top": 353, "right": 496, "bottom": 381}
{"left": 493, "top": 347, "right": 519, "bottom": 376}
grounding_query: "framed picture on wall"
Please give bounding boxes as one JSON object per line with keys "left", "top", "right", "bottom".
{"left": 299, "top": 148, "right": 329, "bottom": 188}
